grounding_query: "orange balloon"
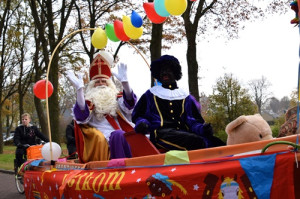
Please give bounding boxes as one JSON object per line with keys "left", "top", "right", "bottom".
{"left": 113, "top": 20, "right": 130, "bottom": 41}
{"left": 33, "top": 80, "right": 54, "bottom": 99}
{"left": 143, "top": 3, "right": 167, "bottom": 24}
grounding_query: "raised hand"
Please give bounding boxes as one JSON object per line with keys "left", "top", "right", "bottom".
{"left": 66, "top": 70, "right": 84, "bottom": 90}
{"left": 112, "top": 62, "right": 128, "bottom": 82}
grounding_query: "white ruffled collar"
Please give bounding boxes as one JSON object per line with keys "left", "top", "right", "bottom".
{"left": 149, "top": 85, "right": 189, "bottom": 100}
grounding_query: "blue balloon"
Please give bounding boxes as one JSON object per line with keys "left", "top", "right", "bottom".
{"left": 154, "top": 0, "right": 170, "bottom": 17}
{"left": 131, "top": 10, "right": 143, "bottom": 28}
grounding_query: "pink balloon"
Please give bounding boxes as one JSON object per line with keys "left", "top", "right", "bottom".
{"left": 113, "top": 20, "right": 130, "bottom": 41}
{"left": 143, "top": 3, "right": 167, "bottom": 24}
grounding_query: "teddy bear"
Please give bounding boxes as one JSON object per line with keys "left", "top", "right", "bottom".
{"left": 225, "top": 114, "right": 273, "bottom": 145}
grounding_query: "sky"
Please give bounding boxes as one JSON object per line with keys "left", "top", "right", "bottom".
{"left": 113, "top": 11, "right": 299, "bottom": 100}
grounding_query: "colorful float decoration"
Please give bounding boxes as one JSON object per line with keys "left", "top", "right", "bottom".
{"left": 144, "top": 0, "right": 189, "bottom": 24}
{"left": 91, "top": 10, "right": 144, "bottom": 49}
{"left": 22, "top": 135, "right": 300, "bottom": 198}
{"left": 91, "top": 0, "right": 194, "bottom": 49}
{"left": 33, "top": 79, "right": 54, "bottom": 99}
{"left": 25, "top": 1, "right": 300, "bottom": 198}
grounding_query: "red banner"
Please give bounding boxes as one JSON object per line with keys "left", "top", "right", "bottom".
{"left": 24, "top": 152, "right": 295, "bottom": 199}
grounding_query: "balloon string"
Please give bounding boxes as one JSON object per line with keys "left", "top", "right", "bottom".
{"left": 126, "top": 41, "right": 158, "bottom": 84}
{"left": 46, "top": 28, "right": 97, "bottom": 161}
{"left": 126, "top": 41, "right": 150, "bottom": 68}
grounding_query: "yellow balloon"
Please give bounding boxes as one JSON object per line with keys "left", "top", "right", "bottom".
{"left": 165, "top": 0, "right": 187, "bottom": 16}
{"left": 91, "top": 27, "right": 108, "bottom": 49}
{"left": 122, "top": 16, "right": 143, "bottom": 40}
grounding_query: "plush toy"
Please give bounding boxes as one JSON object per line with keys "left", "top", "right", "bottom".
{"left": 225, "top": 114, "right": 273, "bottom": 145}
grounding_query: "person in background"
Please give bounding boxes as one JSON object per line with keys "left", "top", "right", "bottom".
{"left": 66, "top": 51, "right": 137, "bottom": 162}
{"left": 132, "top": 55, "right": 225, "bottom": 152}
{"left": 65, "top": 119, "right": 77, "bottom": 159}
{"left": 13, "top": 113, "right": 49, "bottom": 168}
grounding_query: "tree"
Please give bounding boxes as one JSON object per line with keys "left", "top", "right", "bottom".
{"left": 206, "top": 73, "right": 257, "bottom": 133}
{"left": 266, "top": 97, "right": 281, "bottom": 114}
{"left": 248, "top": 76, "right": 272, "bottom": 114}
{"left": 280, "top": 96, "right": 290, "bottom": 111}
{"left": 0, "top": 0, "right": 20, "bottom": 153}
{"left": 199, "top": 92, "right": 209, "bottom": 118}
{"left": 264, "top": 95, "right": 291, "bottom": 117}
{"left": 74, "top": 0, "right": 125, "bottom": 63}
{"left": 0, "top": 0, "right": 12, "bottom": 39}
{"left": 289, "top": 90, "right": 297, "bottom": 107}
{"left": 2, "top": 98, "right": 12, "bottom": 136}
{"left": 28, "top": 0, "right": 76, "bottom": 143}
{"left": 181, "top": 0, "right": 287, "bottom": 101}
{"left": 13, "top": 2, "right": 37, "bottom": 123}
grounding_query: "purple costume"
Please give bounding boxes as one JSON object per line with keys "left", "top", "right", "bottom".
{"left": 132, "top": 85, "right": 225, "bottom": 151}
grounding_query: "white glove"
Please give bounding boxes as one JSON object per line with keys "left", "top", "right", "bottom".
{"left": 66, "top": 70, "right": 84, "bottom": 90}
{"left": 112, "top": 62, "right": 128, "bottom": 82}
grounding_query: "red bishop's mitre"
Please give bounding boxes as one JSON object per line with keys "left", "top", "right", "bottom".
{"left": 89, "top": 52, "right": 113, "bottom": 80}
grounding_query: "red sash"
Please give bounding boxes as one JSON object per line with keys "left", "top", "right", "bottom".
{"left": 105, "top": 111, "right": 134, "bottom": 133}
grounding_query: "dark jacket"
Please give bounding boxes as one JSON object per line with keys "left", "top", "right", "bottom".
{"left": 13, "top": 125, "right": 49, "bottom": 147}
{"left": 66, "top": 120, "right": 76, "bottom": 155}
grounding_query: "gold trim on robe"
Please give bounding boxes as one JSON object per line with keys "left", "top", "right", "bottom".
{"left": 80, "top": 124, "right": 110, "bottom": 162}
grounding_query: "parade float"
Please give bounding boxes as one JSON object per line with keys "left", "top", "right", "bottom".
{"left": 21, "top": 0, "right": 300, "bottom": 198}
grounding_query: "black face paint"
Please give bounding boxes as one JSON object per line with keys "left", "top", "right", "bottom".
{"left": 159, "top": 66, "right": 176, "bottom": 85}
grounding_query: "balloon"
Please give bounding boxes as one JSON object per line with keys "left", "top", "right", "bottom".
{"left": 91, "top": 27, "right": 108, "bottom": 49}
{"left": 143, "top": 3, "right": 167, "bottom": 24}
{"left": 105, "top": 24, "right": 120, "bottom": 42}
{"left": 33, "top": 80, "right": 54, "bottom": 99}
{"left": 165, "top": 0, "right": 188, "bottom": 16}
{"left": 113, "top": 20, "right": 130, "bottom": 41}
{"left": 154, "top": 0, "right": 170, "bottom": 17}
{"left": 131, "top": 10, "right": 143, "bottom": 28}
{"left": 41, "top": 142, "right": 62, "bottom": 161}
{"left": 123, "top": 16, "right": 143, "bottom": 39}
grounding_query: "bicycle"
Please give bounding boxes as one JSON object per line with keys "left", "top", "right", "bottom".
{"left": 14, "top": 144, "right": 29, "bottom": 194}
{"left": 13, "top": 143, "right": 44, "bottom": 194}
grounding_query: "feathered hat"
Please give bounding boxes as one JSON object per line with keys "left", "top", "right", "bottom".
{"left": 89, "top": 51, "right": 114, "bottom": 80}
{"left": 150, "top": 55, "right": 182, "bottom": 81}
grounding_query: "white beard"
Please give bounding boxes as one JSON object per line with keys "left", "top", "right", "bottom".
{"left": 85, "top": 79, "right": 119, "bottom": 120}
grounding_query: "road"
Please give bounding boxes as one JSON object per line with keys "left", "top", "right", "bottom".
{"left": 0, "top": 172, "right": 26, "bottom": 199}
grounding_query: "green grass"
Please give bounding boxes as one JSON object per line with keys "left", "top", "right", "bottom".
{"left": 0, "top": 154, "right": 15, "bottom": 170}
{"left": 0, "top": 144, "right": 68, "bottom": 171}
{"left": 0, "top": 145, "right": 16, "bottom": 170}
